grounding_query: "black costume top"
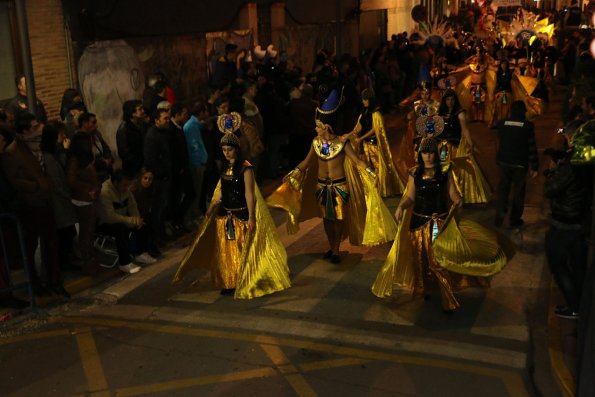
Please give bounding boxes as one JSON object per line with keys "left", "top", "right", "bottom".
{"left": 495, "top": 69, "right": 512, "bottom": 92}
{"left": 360, "top": 107, "right": 378, "bottom": 144}
{"left": 440, "top": 109, "right": 463, "bottom": 145}
{"left": 410, "top": 163, "right": 451, "bottom": 230}
{"left": 218, "top": 162, "right": 252, "bottom": 221}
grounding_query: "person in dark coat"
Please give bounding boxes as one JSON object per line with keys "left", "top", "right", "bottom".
{"left": 143, "top": 108, "right": 173, "bottom": 244}
{"left": 494, "top": 101, "right": 539, "bottom": 228}
{"left": 116, "top": 100, "right": 147, "bottom": 176}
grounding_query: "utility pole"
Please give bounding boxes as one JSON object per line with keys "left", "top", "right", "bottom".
{"left": 14, "top": 0, "right": 37, "bottom": 112}
{"left": 336, "top": 0, "right": 342, "bottom": 58}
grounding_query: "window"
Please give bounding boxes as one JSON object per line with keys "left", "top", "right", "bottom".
{"left": 0, "top": 0, "right": 22, "bottom": 102}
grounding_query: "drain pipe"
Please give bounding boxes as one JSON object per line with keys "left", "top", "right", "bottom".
{"left": 14, "top": 0, "right": 37, "bottom": 112}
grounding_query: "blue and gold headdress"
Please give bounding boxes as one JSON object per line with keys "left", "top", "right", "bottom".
{"left": 217, "top": 112, "right": 242, "bottom": 147}
{"left": 315, "top": 88, "right": 343, "bottom": 132}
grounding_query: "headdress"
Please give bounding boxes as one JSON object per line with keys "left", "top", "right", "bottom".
{"left": 217, "top": 112, "right": 242, "bottom": 147}
{"left": 415, "top": 114, "right": 445, "bottom": 139}
{"left": 500, "top": 9, "right": 555, "bottom": 46}
{"left": 418, "top": 137, "right": 439, "bottom": 153}
{"left": 411, "top": 17, "right": 456, "bottom": 51}
{"left": 437, "top": 76, "right": 457, "bottom": 90}
{"left": 315, "top": 88, "right": 343, "bottom": 132}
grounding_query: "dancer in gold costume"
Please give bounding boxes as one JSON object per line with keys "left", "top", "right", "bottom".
{"left": 348, "top": 89, "right": 404, "bottom": 197}
{"left": 489, "top": 59, "right": 513, "bottom": 128}
{"left": 172, "top": 113, "right": 290, "bottom": 299}
{"left": 372, "top": 138, "right": 513, "bottom": 312}
{"left": 438, "top": 89, "right": 491, "bottom": 204}
{"left": 397, "top": 85, "right": 440, "bottom": 176}
{"left": 268, "top": 89, "right": 397, "bottom": 264}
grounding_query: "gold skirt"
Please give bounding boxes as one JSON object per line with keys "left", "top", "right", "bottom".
{"left": 491, "top": 91, "right": 511, "bottom": 125}
{"left": 410, "top": 218, "right": 460, "bottom": 311}
{"left": 213, "top": 215, "right": 249, "bottom": 289}
{"left": 362, "top": 141, "right": 380, "bottom": 173}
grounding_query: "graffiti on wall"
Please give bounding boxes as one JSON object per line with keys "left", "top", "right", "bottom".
{"left": 78, "top": 36, "right": 208, "bottom": 162}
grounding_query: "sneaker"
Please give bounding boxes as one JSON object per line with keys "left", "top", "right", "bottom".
{"left": 554, "top": 306, "right": 579, "bottom": 320}
{"left": 119, "top": 263, "right": 142, "bottom": 274}
{"left": 134, "top": 252, "right": 157, "bottom": 265}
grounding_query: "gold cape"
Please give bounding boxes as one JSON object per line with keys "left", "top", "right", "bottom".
{"left": 372, "top": 204, "right": 514, "bottom": 297}
{"left": 455, "top": 68, "right": 497, "bottom": 122}
{"left": 267, "top": 157, "right": 397, "bottom": 247}
{"left": 510, "top": 74, "right": 547, "bottom": 120}
{"left": 451, "top": 136, "right": 493, "bottom": 204}
{"left": 355, "top": 111, "right": 405, "bottom": 197}
{"left": 172, "top": 182, "right": 291, "bottom": 299}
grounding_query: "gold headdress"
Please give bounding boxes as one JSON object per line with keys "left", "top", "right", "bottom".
{"left": 217, "top": 112, "right": 242, "bottom": 147}
{"left": 415, "top": 114, "right": 445, "bottom": 139}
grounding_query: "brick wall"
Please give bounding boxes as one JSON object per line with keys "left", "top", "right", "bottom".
{"left": 26, "top": 0, "right": 71, "bottom": 120}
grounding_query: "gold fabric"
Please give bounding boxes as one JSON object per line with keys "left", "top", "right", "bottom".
{"left": 396, "top": 119, "right": 418, "bottom": 177}
{"left": 173, "top": 182, "right": 291, "bottom": 299}
{"left": 432, "top": 208, "right": 515, "bottom": 276}
{"left": 511, "top": 75, "right": 547, "bottom": 120}
{"left": 456, "top": 68, "right": 496, "bottom": 122}
{"left": 372, "top": 204, "right": 513, "bottom": 305}
{"left": 437, "top": 139, "right": 491, "bottom": 204}
{"left": 268, "top": 157, "right": 397, "bottom": 247}
{"left": 489, "top": 91, "right": 512, "bottom": 125}
{"left": 410, "top": 219, "right": 460, "bottom": 311}
{"left": 362, "top": 141, "right": 380, "bottom": 171}
{"left": 452, "top": 136, "right": 492, "bottom": 204}
{"left": 371, "top": 112, "right": 405, "bottom": 197}
{"left": 267, "top": 167, "right": 320, "bottom": 234}
{"left": 213, "top": 216, "right": 248, "bottom": 288}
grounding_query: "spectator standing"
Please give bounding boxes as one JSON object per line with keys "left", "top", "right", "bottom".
{"left": 494, "top": 101, "right": 539, "bottom": 228}
{"left": 287, "top": 83, "right": 317, "bottom": 168}
{"left": 66, "top": 131, "right": 102, "bottom": 275}
{"left": 543, "top": 148, "right": 590, "bottom": 320}
{"left": 0, "top": 118, "right": 67, "bottom": 297}
{"left": 210, "top": 43, "right": 239, "bottom": 89}
{"left": 169, "top": 103, "right": 194, "bottom": 231}
{"left": 6, "top": 74, "right": 47, "bottom": 123}
{"left": 41, "top": 124, "right": 78, "bottom": 272}
{"left": 116, "top": 100, "right": 147, "bottom": 176}
{"left": 183, "top": 101, "right": 209, "bottom": 223}
{"left": 59, "top": 88, "right": 83, "bottom": 121}
{"left": 143, "top": 109, "right": 173, "bottom": 244}
{"left": 147, "top": 80, "right": 168, "bottom": 115}
{"left": 0, "top": 127, "right": 29, "bottom": 308}
{"left": 76, "top": 112, "right": 113, "bottom": 182}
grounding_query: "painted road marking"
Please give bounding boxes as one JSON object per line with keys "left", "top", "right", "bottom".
{"left": 73, "top": 327, "right": 110, "bottom": 396}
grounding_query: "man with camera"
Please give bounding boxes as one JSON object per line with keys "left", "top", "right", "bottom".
{"left": 543, "top": 146, "right": 590, "bottom": 320}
